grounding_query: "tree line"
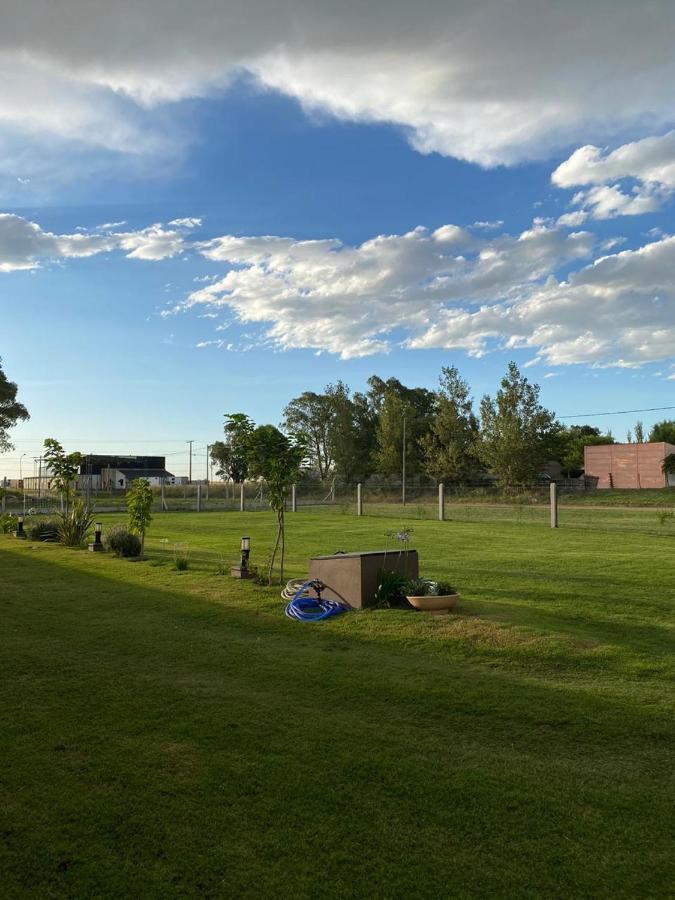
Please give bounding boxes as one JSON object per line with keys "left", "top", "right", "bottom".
{"left": 210, "top": 361, "right": 675, "bottom": 490}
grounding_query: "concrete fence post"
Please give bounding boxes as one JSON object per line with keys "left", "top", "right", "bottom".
{"left": 1, "top": 493, "right": 5, "bottom": 513}
{"left": 291, "top": 483, "right": 297, "bottom": 512}
{"left": 161, "top": 481, "right": 168, "bottom": 511}
{"left": 438, "top": 483, "right": 444, "bottom": 521}
{"left": 550, "top": 482, "right": 558, "bottom": 528}
{"left": 357, "top": 483, "right": 363, "bottom": 517}
{"left": 240, "top": 482, "right": 245, "bottom": 512}
{"left": 197, "top": 484, "right": 202, "bottom": 513}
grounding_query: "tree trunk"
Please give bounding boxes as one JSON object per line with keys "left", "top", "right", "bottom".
{"left": 268, "top": 513, "right": 282, "bottom": 586}
{"left": 279, "top": 506, "right": 285, "bottom": 585}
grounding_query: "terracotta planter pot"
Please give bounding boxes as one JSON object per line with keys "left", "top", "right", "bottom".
{"left": 406, "top": 593, "right": 459, "bottom": 614}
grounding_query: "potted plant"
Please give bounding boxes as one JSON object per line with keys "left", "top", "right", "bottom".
{"left": 405, "top": 577, "right": 460, "bottom": 614}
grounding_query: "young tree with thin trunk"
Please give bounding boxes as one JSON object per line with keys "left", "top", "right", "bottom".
{"left": 245, "top": 424, "right": 305, "bottom": 585}
{"left": 43, "top": 438, "right": 82, "bottom": 515}
{"left": 126, "top": 478, "right": 153, "bottom": 557}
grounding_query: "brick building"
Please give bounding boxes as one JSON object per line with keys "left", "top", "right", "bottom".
{"left": 584, "top": 442, "right": 675, "bottom": 489}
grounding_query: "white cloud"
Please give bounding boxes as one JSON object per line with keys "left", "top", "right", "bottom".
{"left": 169, "top": 217, "right": 202, "bottom": 228}
{"left": 410, "top": 235, "right": 675, "bottom": 366}
{"left": 552, "top": 131, "right": 675, "bottom": 218}
{"left": 181, "top": 221, "right": 595, "bottom": 359}
{"left": 0, "top": 213, "right": 198, "bottom": 271}
{"left": 4, "top": 2, "right": 675, "bottom": 167}
{"left": 556, "top": 210, "right": 588, "bottom": 228}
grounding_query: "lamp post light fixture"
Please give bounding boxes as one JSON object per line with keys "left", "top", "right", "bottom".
{"left": 231, "top": 535, "right": 252, "bottom": 578}
{"left": 15, "top": 514, "right": 27, "bottom": 539}
{"left": 89, "top": 522, "right": 105, "bottom": 552}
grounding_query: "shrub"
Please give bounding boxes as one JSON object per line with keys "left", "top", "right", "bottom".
{"left": 57, "top": 499, "right": 95, "bottom": 548}
{"left": 105, "top": 524, "right": 142, "bottom": 558}
{"left": 0, "top": 513, "right": 16, "bottom": 534}
{"left": 374, "top": 569, "right": 408, "bottom": 608}
{"left": 28, "top": 519, "right": 61, "bottom": 542}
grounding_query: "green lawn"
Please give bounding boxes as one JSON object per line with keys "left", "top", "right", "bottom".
{"left": 1, "top": 511, "right": 673, "bottom": 898}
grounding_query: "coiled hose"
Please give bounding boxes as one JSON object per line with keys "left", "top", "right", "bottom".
{"left": 282, "top": 579, "right": 350, "bottom": 622}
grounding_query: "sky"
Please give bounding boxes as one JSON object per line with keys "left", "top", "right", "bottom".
{"left": 2, "top": 0, "right": 675, "bottom": 478}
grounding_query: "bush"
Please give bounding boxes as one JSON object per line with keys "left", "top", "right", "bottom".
{"left": 28, "top": 519, "right": 60, "bottom": 542}
{"left": 105, "top": 524, "right": 142, "bottom": 558}
{"left": 0, "top": 513, "right": 16, "bottom": 534}
{"left": 374, "top": 569, "right": 408, "bottom": 608}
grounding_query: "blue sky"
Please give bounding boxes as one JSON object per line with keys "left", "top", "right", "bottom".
{"left": 2, "top": 3, "right": 675, "bottom": 478}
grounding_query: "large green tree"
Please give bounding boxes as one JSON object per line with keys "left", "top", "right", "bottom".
{"left": 558, "top": 425, "right": 614, "bottom": 475}
{"left": 283, "top": 391, "right": 335, "bottom": 479}
{"left": 420, "top": 366, "right": 480, "bottom": 482}
{"left": 649, "top": 420, "right": 675, "bottom": 444}
{"left": 477, "top": 362, "right": 559, "bottom": 489}
{"left": 324, "top": 381, "right": 377, "bottom": 484}
{"left": 370, "top": 377, "right": 436, "bottom": 477}
{"left": 0, "top": 357, "right": 29, "bottom": 452}
{"left": 210, "top": 413, "right": 254, "bottom": 483}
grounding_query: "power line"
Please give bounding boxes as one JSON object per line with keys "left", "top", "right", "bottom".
{"left": 558, "top": 404, "right": 675, "bottom": 420}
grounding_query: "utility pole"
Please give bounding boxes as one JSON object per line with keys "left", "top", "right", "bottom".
{"left": 402, "top": 412, "right": 406, "bottom": 507}
{"left": 205, "top": 444, "right": 210, "bottom": 485}
{"left": 187, "top": 440, "right": 193, "bottom": 483}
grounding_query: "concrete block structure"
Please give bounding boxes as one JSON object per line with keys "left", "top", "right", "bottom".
{"left": 584, "top": 442, "right": 675, "bottom": 489}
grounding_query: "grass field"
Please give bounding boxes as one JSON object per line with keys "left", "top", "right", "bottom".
{"left": 1, "top": 510, "right": 674, "bottom": 897}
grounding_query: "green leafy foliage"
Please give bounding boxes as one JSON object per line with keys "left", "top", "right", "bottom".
{"left": 0, "top": 513, "right": 16, "bottom": 534}
{"left": 477, "top": 362, "right": 560, "bottom": 489}
{"left": 374, "top": 569, "right": 408, "bottom": 608}
{"left": 210, "top": 413, "right": 254, "bottom": 483}
{"left": 104, "top": 524, "right": 142, "bottom": 558}
{"left": 420, "top": 366, "right": 480, "bottom": 482}
{"left": 649, "top": 420, "right": 675, "bottom": 444}
{"left": 28, "top": 519, "right": 60, "bottom": 542}
{"left": 245, "top": 423, "right": 306, "bottom": 584}
{"left": 661, "top": 453, "right": 675, "bottom": 476}
{"left": 0, "top": 357, "right": 29, "bottom": 452}
{"left": 57, "top": 499, "right": 95, "bottom": 548}
{"left": 126, "top": 478, "right": 153, "bottom": 556}
{"left": 43, "top": 438, "right": 82, "bottom": 511}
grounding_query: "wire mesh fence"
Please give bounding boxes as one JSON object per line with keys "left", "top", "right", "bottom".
{"left": 3, "top": 476, "right": 674, "bottom": 537}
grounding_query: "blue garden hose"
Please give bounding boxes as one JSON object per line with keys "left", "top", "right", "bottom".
{"left": 283, "top": 579, "right": 350, "bottom": 622}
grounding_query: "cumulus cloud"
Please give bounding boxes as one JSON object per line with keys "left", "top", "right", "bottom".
{"left": 4, "top": 2, "right": 675, "bottom": 166}
{"left": 0, "top": 213, "right": 196, "bottom": 271}
{"left": 410, "top": 235, "right": 675, "bottom": 366}
{"left": 181, "top": 221, "right": 595, "bottom": 358}
{"left": 552, "top": 131, "right": 675, "bottom": 218}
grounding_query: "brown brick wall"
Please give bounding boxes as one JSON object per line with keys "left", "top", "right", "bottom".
{"left": 584, "top": 442, "right": 675, "bottom": 489}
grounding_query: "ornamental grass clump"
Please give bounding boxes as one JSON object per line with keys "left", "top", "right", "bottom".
{"left": 28, "top": 519, "right": 61, "bottom": 542}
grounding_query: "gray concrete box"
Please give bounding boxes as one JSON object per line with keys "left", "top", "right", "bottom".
{"left": 308, "top": 550, "right": 419, "bottom": 609}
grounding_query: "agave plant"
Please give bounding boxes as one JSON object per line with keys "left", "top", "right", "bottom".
{"left": 57, "top": 499, "right": 95, "bottom": 548}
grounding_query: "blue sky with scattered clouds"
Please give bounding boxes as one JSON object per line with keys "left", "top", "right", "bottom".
{"left": 2, "top": 1, "right": 675, "bottom": 477}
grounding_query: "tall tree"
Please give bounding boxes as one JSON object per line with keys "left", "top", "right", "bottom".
{"left": 210, "top": 413, "right": 254, "bottom": 483}
{"left": 634, "top": 421, "right": 645, "bottom": 443}
{"left": 370, "top": 377, "right": 436, "bottom": 477}
{"left": 558, "top": 425, "right": 614, "bottom": 474}
{"left": 477, "top": 362, "right": 559, "bottom": 489}
{"left": 0, "top": 357, "right": 29, "bottom": 452}
{"left": 325, "top": 381, "right": 377, "bottom": 483}
{"left": 283, "top": 391, "right": 334, "bottom": 479}
{"left": 649, "top": 420, "right": 675, "bottom": 444}
{"left": 421, "top": 366, "right": 480, "bottom": 482}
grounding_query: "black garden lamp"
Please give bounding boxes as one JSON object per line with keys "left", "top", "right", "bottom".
{"left": 240, "top": 536, "right": 251, "bottom": 572}
{"left": 15, "top": 514, "right": 26, "bottom": 539}
{"left": 89, "top": 522, "right": 104, "bottom": 552}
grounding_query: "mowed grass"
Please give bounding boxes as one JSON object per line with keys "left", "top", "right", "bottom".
{"left": 1, "top": 510, "right": 673, "bottom": 898}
